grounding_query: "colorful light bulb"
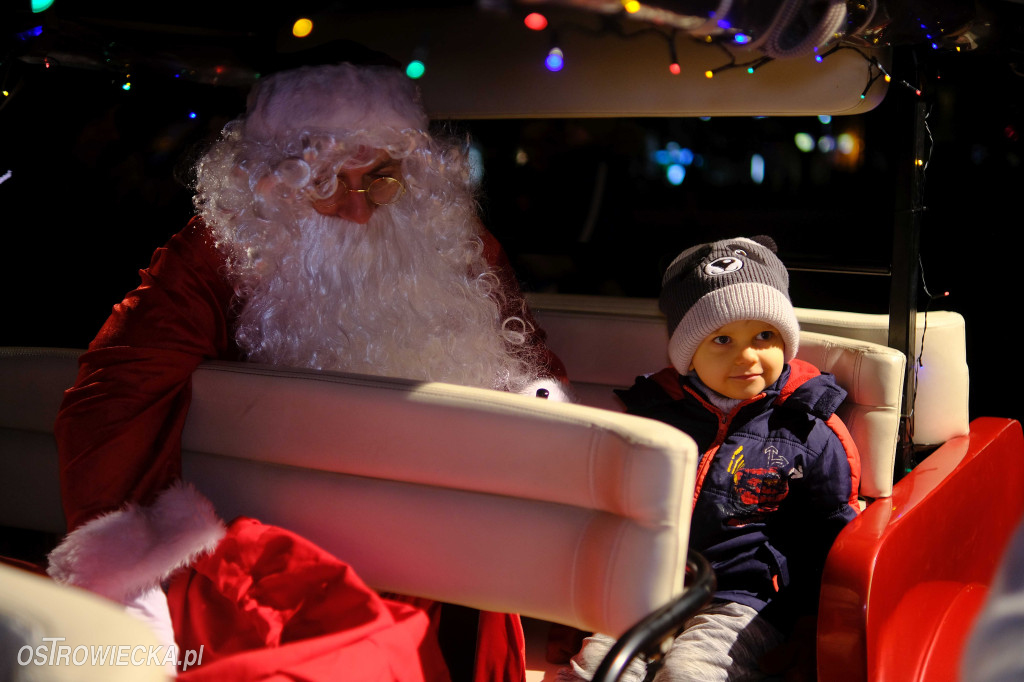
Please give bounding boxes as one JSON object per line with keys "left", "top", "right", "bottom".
{"left": 292, "top": 18, "right": 313, "bottom": 38}
{"left": 546, "top": 47, "right": 564, "bottom": 72}
{"left": 406, "top": 60, "right": 426, "bottom": 79}
{"left": 524, "top": 13, "right": 548, "bottom": 30}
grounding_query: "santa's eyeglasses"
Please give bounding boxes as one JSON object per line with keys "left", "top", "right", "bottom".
{"left": 317, "top": 176, "right": 405, "bottom": 207}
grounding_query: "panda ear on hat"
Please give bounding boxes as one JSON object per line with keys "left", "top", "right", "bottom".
{"left": 747, "top": 235, "right": 778, "bottom": 252}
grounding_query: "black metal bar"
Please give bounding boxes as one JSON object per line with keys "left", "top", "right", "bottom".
{"left": 591, "top": 551, "right": 716, "bottom": 682}
{"left": 787, "top": 265, "right": 891, "bottom": 277}
{"left": 887, "top": 46, "right": 927, "bottom": 481}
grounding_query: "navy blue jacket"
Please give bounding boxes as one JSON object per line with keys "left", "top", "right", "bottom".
{"left": 615, "top": 360, "right": 861, "bottom": 631}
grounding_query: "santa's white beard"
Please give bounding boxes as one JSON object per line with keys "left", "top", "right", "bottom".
{"left": 228, "top": 209, "right": 542, "bottom": 392}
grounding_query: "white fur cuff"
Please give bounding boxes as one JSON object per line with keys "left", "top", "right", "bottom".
{"left": 521, "top": 378, "right": 575, "bottom": 403}
{"left": 47, "top": 481, "right": 226, "bottom": 604}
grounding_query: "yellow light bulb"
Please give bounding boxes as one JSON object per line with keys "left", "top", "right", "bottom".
{"left": 292, "top": 18, "right": 314, "bottom": 38}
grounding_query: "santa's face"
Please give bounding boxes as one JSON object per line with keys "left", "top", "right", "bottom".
{"left": 208, "top": 134, "right": 548, "bottom": 393}
{"left": 309, "top": 151, "right": 403, "bottom": 225}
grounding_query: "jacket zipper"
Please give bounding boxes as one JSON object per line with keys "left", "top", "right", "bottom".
{"left": 687, "top": 386, "right": 765, "bottom": 511}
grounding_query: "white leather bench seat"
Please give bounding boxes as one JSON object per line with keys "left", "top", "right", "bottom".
{"left": 182, "top": 362, "right": 699, "bottom": 636}
{"left": 0, "top": 348, "right": 699, "bottom": 639}
{"left": 794, "top": 307, "right": 969, "bottom": 446}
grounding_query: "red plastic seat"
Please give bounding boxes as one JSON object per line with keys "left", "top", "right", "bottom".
{"left": 819, "top": 418, "right": 1024, "bottom": 681}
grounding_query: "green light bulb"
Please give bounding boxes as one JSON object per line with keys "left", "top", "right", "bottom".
{"left": 406, "top": 60, "right": 425, "bottom": 80}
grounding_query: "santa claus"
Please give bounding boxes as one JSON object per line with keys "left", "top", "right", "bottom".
{"left": 46, "top": 61, "right": 569, "bottom": 681}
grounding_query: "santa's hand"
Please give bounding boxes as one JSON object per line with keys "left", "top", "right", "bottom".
{"left": 124, "top": 586, "right": 178, "bottom": 675}
{"left": 522, "top": 379, "right": 575, "bottom": 403}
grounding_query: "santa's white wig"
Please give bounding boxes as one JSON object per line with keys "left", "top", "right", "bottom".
{"left": 193, "top": 63, "right": 547, "bottom": 392}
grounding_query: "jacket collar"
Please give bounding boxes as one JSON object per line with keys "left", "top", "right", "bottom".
{"left": 677, "top": 358, "right": 846, "bottom": 421}
{"left": 774, "top": 359, "right": 847, "bottom": 419}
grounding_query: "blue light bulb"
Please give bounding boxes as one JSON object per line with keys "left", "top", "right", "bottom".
{"left": 546, "top": 47, "right": 564, "bottom": 72}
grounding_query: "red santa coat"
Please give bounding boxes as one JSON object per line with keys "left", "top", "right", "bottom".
{"left": 51, "top": 217, "right": 558, "bottom": 681}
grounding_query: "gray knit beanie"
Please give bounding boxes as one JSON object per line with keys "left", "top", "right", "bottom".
{"left": 659, "top": 235, "right": 799, "bottom": 375}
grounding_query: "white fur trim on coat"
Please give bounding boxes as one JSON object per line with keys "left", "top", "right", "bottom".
{"left": 47, "top": 481, "right": 226, "bottom": 604}
{"left": 521, "top": 378, "right": 575, "bottom": 403}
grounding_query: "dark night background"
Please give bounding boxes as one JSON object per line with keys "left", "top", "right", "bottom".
{"left": 2, "top": 1, "right": 1023, "bottom": 426}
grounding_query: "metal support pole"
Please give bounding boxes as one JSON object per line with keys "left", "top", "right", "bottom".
{"left": 888, "top": 47, "right": 927, "bottom": 481}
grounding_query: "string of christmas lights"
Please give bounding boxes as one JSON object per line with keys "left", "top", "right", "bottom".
{"left": 517, "top": 6, "right": 939, "bottom": 103}
{"left": 813, "top": 43, "right": 924, "bottom": 99}
{"left": 4, "top": 3, "right": 944, "bottom": 103}
{"left": 700, "top": 38, "right": 775, "bottom": 78}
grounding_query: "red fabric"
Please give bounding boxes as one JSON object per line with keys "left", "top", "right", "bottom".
{"left": 168, "top": 518, "right": 451, "bottom": 681}
{"left": 774, "top": 358, "right": 821, "bottom": 404}
{"left": 649, "top": 367, "right": 686, "bottom": 400}
{"left": 54, "top": 218, "right": 548, "bottom": 681}
{"left": 825, "top": 413, "right": 863, "bottom": 511}
{"left": 56, "top": 219, "right": 234, "bottom": 532}
{"left": 474, "top": 612, "right": 526, "bottom": 682}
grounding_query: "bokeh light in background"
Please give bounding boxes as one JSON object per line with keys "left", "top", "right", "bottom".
{"left": 292, "top": 18, "right": 313, "bottom": 38}
{"left": 406, "top": 60, "right": 425, "bottom": 79}
{"left": 468, "top": 144, "right": 484, "bottom": 185}
{"left": 523, "top": 13, "right": 547, "bottom": 31}
{"left": 794, "top": 132, "right": 816, "bottom": 152}
{"left": 750, "top": 154, "right": 765, "bottom": 184}
{"left": 545, "top": 47, "right": 564, "bottom": 72}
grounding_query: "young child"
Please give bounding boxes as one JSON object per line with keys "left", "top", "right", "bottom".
{"left": 559, "top": 235, "right": 861, "bottom": 682}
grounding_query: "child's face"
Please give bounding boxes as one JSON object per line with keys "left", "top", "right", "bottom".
{"left": 689, "top": 320, "right": 785, "bottom": 400}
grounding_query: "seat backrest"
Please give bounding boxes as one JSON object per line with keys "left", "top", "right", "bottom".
{"left": 0, "top": 346, "right": 79, "bottom": 535}
{"left": 0, "top": 561, "right": 165, "bottom": 681}
{"left": 529, "top": 293, "right": 911, "bottom": 499}
{"left": 794, "top": 307, "right": 970, "bottom": 446}
{"left": 0, "top": 347, "right": 699, "bottom": 638}
{"left": 796, "top": 332, "right": 904, "bottom": 499}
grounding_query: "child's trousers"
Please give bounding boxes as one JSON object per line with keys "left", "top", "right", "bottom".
{"left": 556, "top": 601, "right": 785, "bottom": 682}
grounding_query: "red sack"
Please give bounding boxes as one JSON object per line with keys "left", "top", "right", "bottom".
{"left": 168, "top": 517, "right": 450, "bottom": 681}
